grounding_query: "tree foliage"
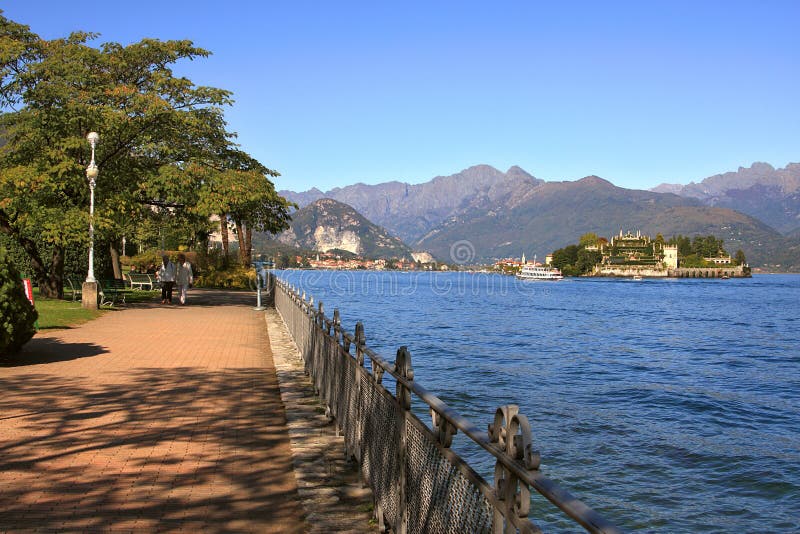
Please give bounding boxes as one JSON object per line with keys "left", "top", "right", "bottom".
{"left": 551, "top": 243, "right": 602, "bottom": 276}
{"left": 667, "top": 234, "right": 727, "bottom": 259}
{"left": 578, "top": 232, "right": 599, "bottom": 247}
{"left": 550, "top": 245, "right": 579, "bottom": 273}
{"left": 0, "top": 13, "right": 291, "bottom": 296}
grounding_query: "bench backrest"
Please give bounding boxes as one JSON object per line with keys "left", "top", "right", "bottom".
{"left": 66, "top": 277, "right": 83, "bottom": 289}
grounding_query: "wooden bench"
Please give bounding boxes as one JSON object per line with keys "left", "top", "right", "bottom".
{"left": 126, "top": 272, "right": 158, "bottom": 291}
{"left": 99, "top": 278, "right": 127, "bottom": 306}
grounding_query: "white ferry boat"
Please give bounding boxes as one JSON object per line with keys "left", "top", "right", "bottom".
{"left": 516, "top": 264, "right": 564, "bottom": 281}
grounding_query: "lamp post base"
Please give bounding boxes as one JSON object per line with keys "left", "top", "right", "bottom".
{"left": 81, "top": 281, "right": 99, "bottom": 310}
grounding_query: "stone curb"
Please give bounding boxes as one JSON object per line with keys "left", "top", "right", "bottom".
{"left": 265, "top": 308, "right": 377, "bottom": 533}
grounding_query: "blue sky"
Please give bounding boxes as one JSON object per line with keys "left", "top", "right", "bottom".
{"left": 3, "top": 1, "right": 799, "bottom": 192}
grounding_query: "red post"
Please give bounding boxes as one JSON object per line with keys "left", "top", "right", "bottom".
{"left": 22, "top": 278, "right": 34, "bottom": 306}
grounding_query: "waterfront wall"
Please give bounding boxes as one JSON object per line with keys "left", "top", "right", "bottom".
{"left": 271, "top": 274, "right": 620, "bottom": 534}
{"left": 668, "top": 266, "right": 749, "bottom": 278}
{"left": 592, "top": 265, "right": 749, "bottom": 278}
{"left": 593, "top": 266, "right": 670, "bottom": 277}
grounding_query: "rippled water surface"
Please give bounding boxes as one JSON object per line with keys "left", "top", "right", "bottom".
{"left": 278, "top": 271, "right": 800, "bottom": 532}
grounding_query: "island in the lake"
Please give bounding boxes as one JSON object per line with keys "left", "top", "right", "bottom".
{"left": 496, "top": 230, "right": 751, "bottom": 278}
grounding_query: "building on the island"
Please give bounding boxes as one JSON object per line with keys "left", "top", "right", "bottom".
{"left": 589, "top": 230, "right": 677, "bottom": 276}
{"left": 545, "top": 254, "right": 553, "bottom": 266}
{"left": 599, "top": 230, "right": 677, "bottom": 268}
{"left": 704, "top": 255, "right": 732, "bottom": 265}
{"left": 664, "top": 245, "right": 678, "bottom": 269}
{"left": 607, "top": 230, "right": 657, "bottom": 262}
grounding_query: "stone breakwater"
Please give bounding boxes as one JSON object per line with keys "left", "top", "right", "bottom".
{"left": 591, "top": 265, "right": 749, "bottom": 278}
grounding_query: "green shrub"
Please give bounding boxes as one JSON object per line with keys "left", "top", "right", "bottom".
{"left": 0, "top": 246, "right": 38, "bottom": 356}
{"left": 195, "top": 266, "right": 256, "bottom": 289}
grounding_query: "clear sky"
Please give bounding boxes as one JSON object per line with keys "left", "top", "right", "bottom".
{"left": 3, "top": 1, "right": 799, "bottom": 192}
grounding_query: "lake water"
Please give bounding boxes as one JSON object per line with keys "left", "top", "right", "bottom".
{"left": 277, "top": 270, "right": 800, "bottom": 533}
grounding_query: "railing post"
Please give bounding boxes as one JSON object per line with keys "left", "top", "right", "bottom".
{"left": 394, "top": 346, "right": 413, "bottom": 534}
{"left": 333, "top": 309, "right": 342, "bottom": 345}
{"left": 353, "top": 322, "right": 366, "bottom": 459}
{"left": 318, "top": 301, "right": 334, "bottom": 422}
{"left": 489, "top": 405, "right": 540, "bottom": 534}
{"left": 355, "top": 322, "right": 366, "bottom": 366}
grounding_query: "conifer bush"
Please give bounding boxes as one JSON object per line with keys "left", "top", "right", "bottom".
{"left": 0, "top": 246, "right": 38, "bottom": 356}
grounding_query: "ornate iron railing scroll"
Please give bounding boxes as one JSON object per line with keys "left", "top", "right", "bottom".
{"left": 273, "top": 274, "right": 621, "bottom": 534}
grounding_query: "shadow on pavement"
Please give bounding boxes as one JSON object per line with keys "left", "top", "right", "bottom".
{"left": 132, "top": 288, "right": 266, "bottom": 309}
{"left": 0, "top": 367, "right": 304, "bottom": 532}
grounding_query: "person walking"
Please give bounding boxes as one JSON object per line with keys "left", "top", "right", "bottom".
{"left": 157, "top": 254, "right": 176, "bottom": 304}
{"left": 175, "top": 253, "right": 194, "bottom": 305}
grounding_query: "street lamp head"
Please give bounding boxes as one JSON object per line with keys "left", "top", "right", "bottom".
{"left": 86, "top": 164, "right": 99, "bottom": 180}
{"left": 86, "top": 131, "right": 99, "bottom": 147}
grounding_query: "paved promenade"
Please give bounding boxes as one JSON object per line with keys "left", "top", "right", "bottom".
{"left": 0, "top": 290, "right": 306, "bottom": 533}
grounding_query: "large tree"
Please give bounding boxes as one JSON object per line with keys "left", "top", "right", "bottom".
{"left": 0, "top": 13, "right": 239, "bottom": 297}
{"left": 189, "top": 149, "right": 294, "bottom": 266}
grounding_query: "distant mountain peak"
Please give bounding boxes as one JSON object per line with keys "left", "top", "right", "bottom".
{"left": 651, "top": 183, "right": 685, "bottom": 194}
{"left": 576, "top": 175, "right": 615, "bottom": 187}
{"left": 505, "top": 165, "right": 537, "bottom": 180}
{"left": 741, "top": 162, "right": 775, "bottom": 173}
{"left": 311, "top": 197, "right": 339, "bottom": 207}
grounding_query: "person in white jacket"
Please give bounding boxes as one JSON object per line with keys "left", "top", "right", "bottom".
{"left": 175, "top": 253, "right": 194, "bottom": 305}
{"left": 157, "top": 254, "right": 176, "bottom": 304}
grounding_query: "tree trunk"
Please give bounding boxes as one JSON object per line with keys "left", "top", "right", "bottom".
{"left": 196, "top": 229, "right": 209, "bottom": 270}
{"left": 44, "top": 245, "right": 65, "bottom": 299}
{"left": 245, "top": 225, "right": 253, "bottom": 265}
{"left": 110, "top": 243, "right": 122, "bottom": 279}
{"left": 235, "top": 219, "right": 247, "bottom": 265}
{"left": 220, "top": 214, "right": 229, "bottom": 267}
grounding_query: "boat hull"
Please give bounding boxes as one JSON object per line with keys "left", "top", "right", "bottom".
{"left": 516, "top": 265, "right": 564, "bottom": 281}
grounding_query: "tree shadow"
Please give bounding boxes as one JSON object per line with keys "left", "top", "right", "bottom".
{"left": 0, "top": 367, "right": 305, "bottom": 532}
{"left": 140, "top": 288, "right": 268, "bottom": 309}
{"left": 1, "top": 340, "right": 107, "bottom": 367}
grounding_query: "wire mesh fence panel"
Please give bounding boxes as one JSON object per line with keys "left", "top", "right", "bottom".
{"left": 405, "top": 416, "right": 494, "bottom": 533}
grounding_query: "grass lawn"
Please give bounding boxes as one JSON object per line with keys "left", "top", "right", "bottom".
{"left": 34, "top": 297, "right": 105, "bottom": 330}
{"left": 33, "top": 287, "right": 160, "bottom": 330}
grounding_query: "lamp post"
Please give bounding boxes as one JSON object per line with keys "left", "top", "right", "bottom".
{"left": 82, "top": 132, "right": 100, "bottom": 309}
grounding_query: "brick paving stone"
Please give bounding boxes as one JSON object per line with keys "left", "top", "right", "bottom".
{"left": 0, "top": 289, "right": 305, "bottom": 533}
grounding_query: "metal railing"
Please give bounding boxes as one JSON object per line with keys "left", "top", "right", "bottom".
{"left": 273, "top": 275, "right": 621, "bottom": 533}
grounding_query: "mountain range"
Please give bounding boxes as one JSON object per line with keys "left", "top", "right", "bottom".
{"left": 653, "top": 162, "right": 800, "bottom": 235}
{"left": 278, "top": 162, "right": 800, "bottom": 271}
{"left": 281, "top": 165, "right": 542, "bottom": 244}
